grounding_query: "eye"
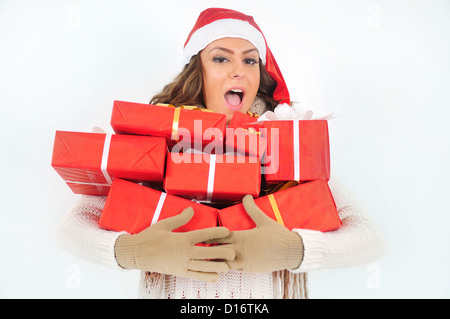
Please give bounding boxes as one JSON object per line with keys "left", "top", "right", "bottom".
{"left": 243, "top": 58, "right": 258, "bottom": 65}
{"left": 212, "top": 56, "right": 229, "bottom": 63}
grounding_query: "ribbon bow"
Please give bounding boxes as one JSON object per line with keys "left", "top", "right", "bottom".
{"left": 242, "top": 127, "right": 261, "bottom": 136}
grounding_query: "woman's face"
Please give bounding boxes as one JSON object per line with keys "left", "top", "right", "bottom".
{"left": 200, "top": 38, "right": 261, "bottom": 123}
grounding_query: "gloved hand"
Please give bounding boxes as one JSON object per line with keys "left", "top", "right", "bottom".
{"left": 114, "top": 207, "right": 235, "bottom": 283}
{"left": 220, "top": 195, "right": 304, "bottom": 273}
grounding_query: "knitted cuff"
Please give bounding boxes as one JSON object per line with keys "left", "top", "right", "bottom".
{"left": 290, "top": 229, "right": 327, "bottom": 273}
{"left": 286, "top": 232, "right": 304, "bottom": 270}
{"left": 114, "top": 234, "right": 138, "bottom": 269}
{"left": 98, "top": 231, "right": 128, "bottom": 269}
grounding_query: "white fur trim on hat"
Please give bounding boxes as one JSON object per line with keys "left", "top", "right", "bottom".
{"left": 183, "top": 18, "right": 267, "bottom": 65}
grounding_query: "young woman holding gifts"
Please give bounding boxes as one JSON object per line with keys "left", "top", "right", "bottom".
{"left": 56, "top": 8, "right": 386, "bottom": 299}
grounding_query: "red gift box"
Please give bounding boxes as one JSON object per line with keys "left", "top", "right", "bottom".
{"left": 227, "top": 111, "right": 259, "bottom": 129}
{"left": 260, "top": 120, "right": 330, "bottom": 184}
{"left": 225, "top": 111, "right": 267, "bottom": 157}
{"left": 110, "top": 100, "right": 227, "bottom": 151}
{"left": 164, "top": 152, "right": 261, "bottom": 204}
{"left": 98, "top": 179, "right": 219, "bottom": 234}
{"left": 218, "top": 180, "right": 341, "bottom": 232}
{"left": 51, "top": 131, "right": 167, "bottom": 195}
{"left": 225, "top": 127, "right": 267, "bottom": 158}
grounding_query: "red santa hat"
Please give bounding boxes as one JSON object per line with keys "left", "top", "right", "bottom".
{"left": 183, "top": 8, "right": 290, "bottom": 105}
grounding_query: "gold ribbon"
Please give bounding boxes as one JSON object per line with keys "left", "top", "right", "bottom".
{"left": 268, "top": 194, "right": 285, "bottom": 226}
{"left": 262, "top": 180, "right": 299, "bottom": 226}
{"left": 242, "top": 127, "right": 261, "bottom": 135}
{"left": 156, "top": 103, "right": 213, "bottom": 142}
{"left": 171, "top": 107, "right": 181, "bottom": 142}
{"left": 247, "top": 111, "right": 260, "bottom": 118}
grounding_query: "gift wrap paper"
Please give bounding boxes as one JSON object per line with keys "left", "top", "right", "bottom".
{"left": 164, "top": 152, "right": 261, "bottom": 204}
{"left": 51, "top": 131, "right": 167, "bottom": 195}
{"left": 218, "top": 180, "right": 341, "bottom": 232}
{"left": 99, "top": 179, "right": 219, "bottom": 234}
{"left": 110, "top": 100, "right": 227, "bottom": 151}
{"left": 261, "top": 120, "right": 330, "bottom": 184}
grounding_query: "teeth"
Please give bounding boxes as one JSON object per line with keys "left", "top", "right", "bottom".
{"left": 230, "top": 89, "right": 243, "bottom": 93}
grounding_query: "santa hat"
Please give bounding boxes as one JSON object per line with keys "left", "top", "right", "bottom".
{"left": 183, "top": 8, "right": 290, "bottom": 105}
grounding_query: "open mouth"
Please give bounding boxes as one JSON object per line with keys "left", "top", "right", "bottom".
{"left": 224, "top": 88, "right": 245, "bottom": 110}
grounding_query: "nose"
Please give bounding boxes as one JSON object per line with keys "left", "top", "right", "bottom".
{"left": 229, "top": 61, "right": 245, "bottom": 79}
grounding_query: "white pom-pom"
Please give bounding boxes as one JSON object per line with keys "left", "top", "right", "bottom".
{"left": 274, "top": 103, "right": 298, "bottom": 120}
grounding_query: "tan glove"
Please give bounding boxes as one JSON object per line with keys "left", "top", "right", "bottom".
{"left": 220, "top": 195, "right": 304, "bottom": 273}
{"left": 114, "top": 207, "right": 235, "bottom": 283}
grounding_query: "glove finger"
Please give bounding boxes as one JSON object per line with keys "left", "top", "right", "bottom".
{"left": 203, "top": 235, "right": 234, "bottom": 245}
{"left": 155, "top": 207, "right": 194, "bottom": 231}
{"left": 186, "top": 271, "right": 220, "bottom": 283}
{"left": 190, "top": 245, "right": 235, "bottom": 261}
{"left": 187, "top": 226, "right": 230, "bottom": 244}
{"left": 242, "top": 194, "right": 272, "bottom": 226}
{"left": 226, "top": 259, "right": 244, "bottom": 271}
{"left": 187, "top": 259, "right": 229, "bottom": 274}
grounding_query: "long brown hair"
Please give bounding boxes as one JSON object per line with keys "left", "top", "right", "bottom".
{"left": 150, "top": 55, "right": 279, "bottom": 112}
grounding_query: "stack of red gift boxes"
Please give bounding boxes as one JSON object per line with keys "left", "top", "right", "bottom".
{"left": 52, "top": 100, "right": 341, "bottom": 235}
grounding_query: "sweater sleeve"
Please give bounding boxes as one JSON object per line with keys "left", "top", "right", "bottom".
{"left": 55, "top": 195, "right": 127, "bottom": 269}
{"left": 289, "top": 173, "right": 387, "bottom": 273}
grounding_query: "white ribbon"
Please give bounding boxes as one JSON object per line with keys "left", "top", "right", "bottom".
{"left": 293, "top": 121, "right": 300, "bottom": 182}
{"left": 151, "top": 192, "right": 167, "bottom": 226}
{"left": 256, "top": 103, "right": 335, "bottom": 122}
{"left": 206, "top": 154, "right": 217, "bottom": 202}
{"left": 101, "top": 133, "right": 113, "bottom": 184}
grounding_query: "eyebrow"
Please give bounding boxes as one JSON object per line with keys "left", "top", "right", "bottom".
{"left": 208, "top": 46, "right": 259, "bottom": 55}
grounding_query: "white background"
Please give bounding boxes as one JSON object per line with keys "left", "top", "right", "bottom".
{"left": 1, "top": 0, "right": 449, "bottom": 299}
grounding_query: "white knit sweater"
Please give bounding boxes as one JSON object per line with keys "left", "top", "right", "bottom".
{"left": 55, "top": 103, "right": 386, "bottom": 298}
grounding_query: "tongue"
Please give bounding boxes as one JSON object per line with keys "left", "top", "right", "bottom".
{"left": 225, "top": 92, "right": 241, "bottom": 107}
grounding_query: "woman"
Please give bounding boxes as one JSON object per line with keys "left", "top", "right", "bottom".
{"left": 56, "top": 8, "right": 386, "bottom": 299}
